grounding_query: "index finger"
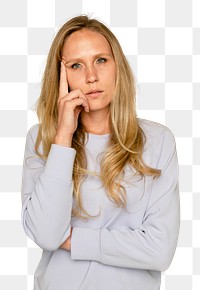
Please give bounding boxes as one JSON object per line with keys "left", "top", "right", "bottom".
{"left": 59, "top": 61, "right": 69, "bottom": 99}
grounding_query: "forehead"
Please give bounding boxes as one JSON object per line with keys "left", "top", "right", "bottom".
{"left": 62, "top": 29, "right": 112, "bottom": 58}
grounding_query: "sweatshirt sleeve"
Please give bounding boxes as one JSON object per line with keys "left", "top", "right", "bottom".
{"left": 21, "top": 125, "right": 76, "bottom": 251}
{"left": 71, "top": 128, "right": 180, "bottom": 271}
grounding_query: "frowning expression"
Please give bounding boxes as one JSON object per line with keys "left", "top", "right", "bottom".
{"left": 62, "top": 29, "right": 116, "bottom": 113}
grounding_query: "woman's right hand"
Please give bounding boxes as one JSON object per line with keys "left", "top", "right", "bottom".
{"left": 54, "top": 61, "right": 89, "bottom": 147}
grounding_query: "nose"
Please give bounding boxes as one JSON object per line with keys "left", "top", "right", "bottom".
{"left": 85, "top": 65, "right": 99, "bottom": 84}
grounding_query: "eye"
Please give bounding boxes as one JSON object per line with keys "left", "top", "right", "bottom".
{"left": 71, "top": 63, "right": 81, "bottom": 69}
{"left": 96, "top": 58, "right": 107, "bottom": 64}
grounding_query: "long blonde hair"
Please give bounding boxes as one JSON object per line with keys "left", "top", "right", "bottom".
{"left": 35, "top": 15, "right": 161, "bottom": 220}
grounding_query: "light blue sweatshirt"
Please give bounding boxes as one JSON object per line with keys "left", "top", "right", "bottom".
{"left": 21, "top": 119, "right": 180, "bottom": 290}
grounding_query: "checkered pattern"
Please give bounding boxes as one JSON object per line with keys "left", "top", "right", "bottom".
{"left": 0, "top": 0, "right": 199, "bottom": 289}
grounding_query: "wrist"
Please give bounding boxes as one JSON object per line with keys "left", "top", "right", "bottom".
{"left": 53, "top": 134, "right": 73, "bottom": 147}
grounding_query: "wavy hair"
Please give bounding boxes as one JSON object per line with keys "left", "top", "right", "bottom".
{"left": 34, "top": 15, "right": 161, "bottom": 220}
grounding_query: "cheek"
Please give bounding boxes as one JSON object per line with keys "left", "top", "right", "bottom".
{"left": 107, "top": 65, "right": 116, "bottom": 86}
{"left": 107, "top": 69, "right": 116, "bottom": 92}
{"left": 67, "top": 74, "right": 76, "bottom": 91}
{"left": 67, "top": 72, "right": 84, "bottom": 91}
{"left": 100, "top": 66, "right": 116, "bottom": 84}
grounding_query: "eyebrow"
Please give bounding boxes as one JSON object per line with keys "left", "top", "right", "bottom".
{"left": 63, "top": 53, "right": 113, "bottom": 64}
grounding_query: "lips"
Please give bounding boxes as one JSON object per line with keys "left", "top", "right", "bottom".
{"left": 86, "top": 89, "right": 103, "bottom": 98}
{"left": 86, "top": 89, "right": 103, "bottom": 95}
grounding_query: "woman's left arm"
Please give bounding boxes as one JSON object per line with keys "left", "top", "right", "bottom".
{"left": 70, "top": 128, "right": 180, "bottom": 271}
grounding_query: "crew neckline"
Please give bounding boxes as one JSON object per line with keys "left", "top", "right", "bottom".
{"left": 85, "top": 132, "right": 110, "bottom": 137}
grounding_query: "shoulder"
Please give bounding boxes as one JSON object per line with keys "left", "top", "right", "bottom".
{"left": 25, "top": 124, "right": 41, "bottom": 153}
{"left": 137, "top": 118, "right": 177, "bottom": 166}
{"left": 138, "top": 118, "right": 176, "bottom": 145}
{"left": 26, "top": 124, "right": 40, "bottom": 143}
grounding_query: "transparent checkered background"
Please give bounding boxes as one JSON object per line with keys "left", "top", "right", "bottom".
{"left": 0, "top": 0, "right": 199, "bottom": 289}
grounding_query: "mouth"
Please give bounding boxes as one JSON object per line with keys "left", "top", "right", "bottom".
{"left": 86, "top": 89, "right": 104, "bottom": 98}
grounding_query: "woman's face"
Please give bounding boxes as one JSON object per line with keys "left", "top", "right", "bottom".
{"left": 62, "top": 29, "right": 116, "bottom": 113}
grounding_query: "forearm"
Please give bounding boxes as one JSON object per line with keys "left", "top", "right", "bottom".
{"left": 53, "top": 133, "right": 73, "bottom": 148}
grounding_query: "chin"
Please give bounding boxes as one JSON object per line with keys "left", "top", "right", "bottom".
{"left": 89, "top": 106, "right": 110, "bottom": 112}
{"left": 88, "top": 100, "right": 111, "bottom": 111}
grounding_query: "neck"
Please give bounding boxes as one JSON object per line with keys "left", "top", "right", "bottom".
{"left": 81, "top": 109, "right": 111, "bottom": 135}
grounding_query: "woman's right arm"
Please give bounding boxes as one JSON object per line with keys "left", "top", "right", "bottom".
{"left": 21, "top": 125, "right": 76, "bottom": 251}
{"left": 21, "top": 61, "right": 89, "bottom": 251}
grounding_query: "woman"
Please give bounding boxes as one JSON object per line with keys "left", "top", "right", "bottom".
{"left": 21, "top": 15, "right": 180, "bottom": 290}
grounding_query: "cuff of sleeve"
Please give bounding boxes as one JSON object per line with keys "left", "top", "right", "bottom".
{"left": 71, "top": 227, "right": 102, "bottom": 262}
{"left": 44, "top": 144, "right": 76, "bottom": 180}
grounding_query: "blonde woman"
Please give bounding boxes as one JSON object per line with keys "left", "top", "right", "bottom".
{"left": 21, "top": 15, "right": 180, "bottom": 290}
